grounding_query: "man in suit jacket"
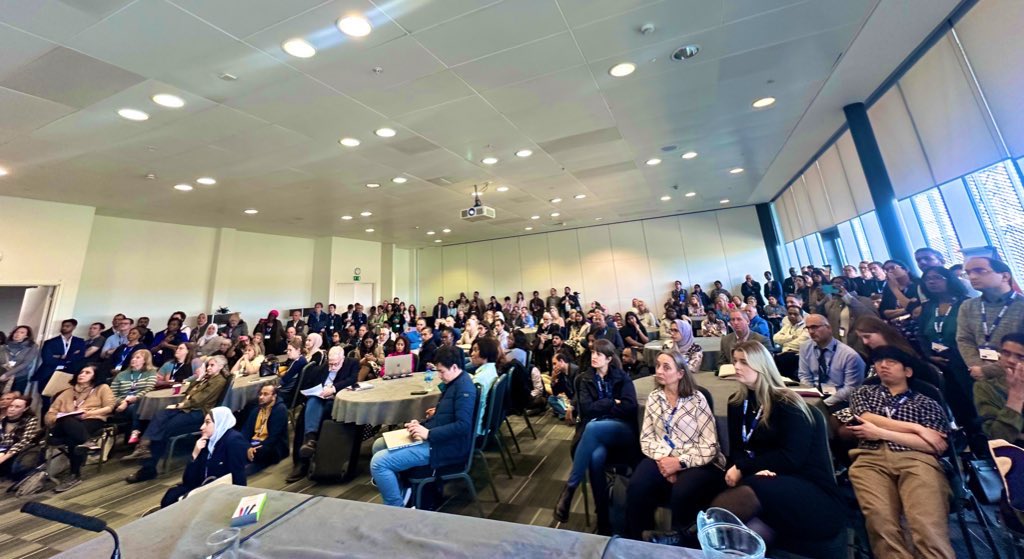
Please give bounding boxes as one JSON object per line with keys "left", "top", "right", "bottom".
{"left": 432, "top": 296, "right": 449, "bottom": 321}
{"left": 717, "top": 310, "right": 770, "bottom": 370}
{"left": 763, "top": 271, "right": 784, "bottom": 303}
{"left": 741, "top": 274, "right": 765, "bottom": 308}
{"left": 298, "top": 346, "right": 358, "bottom": 458}
{"left": 322, "top": 304, "right": 344, "bottom": 344}
{"left": 34, "top": 318, "right": 87, "bottom": 411}
{"left": 590, "top": 312, "right": 624, "bottom": 351}
{"left": 286, "top": 310, "right": 307, "bottom": 336}
{"left": 242, "top": 384, "right": 290, "bottom": 472}
{"left": 782, "top": 267, "right": 799, "bottom": 295}
{"left": 306, "top": 303, "right": 327, "bottom": 335}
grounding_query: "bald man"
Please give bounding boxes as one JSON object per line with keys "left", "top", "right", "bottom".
{"left": 797, "top": 314, "right": 866, "bottom": 409}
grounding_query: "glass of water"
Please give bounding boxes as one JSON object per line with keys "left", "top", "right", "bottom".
{"left": 424, "top": 367, "right": 435, "bottom": 392}
{"left": 206, "top": 527, "right": 240, "bottom": 559}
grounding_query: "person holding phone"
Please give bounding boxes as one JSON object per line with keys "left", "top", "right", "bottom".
{"left": 160, "top": 406, "right": 247, "bottom": 507}
{"left": 818, "top": 276, "right": 878, "bottom": 352}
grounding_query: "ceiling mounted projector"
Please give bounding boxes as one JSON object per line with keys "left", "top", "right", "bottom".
{"left": 461, "top": 183, "right": 496, "bottom": 222}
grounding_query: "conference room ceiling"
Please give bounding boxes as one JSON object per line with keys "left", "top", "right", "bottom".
{"left": 0, "top": 0, "right": 952, "bottom": 247}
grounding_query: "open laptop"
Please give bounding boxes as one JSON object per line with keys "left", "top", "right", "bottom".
{"left": 383, "top": 354, "right": 414, "bottom": 377}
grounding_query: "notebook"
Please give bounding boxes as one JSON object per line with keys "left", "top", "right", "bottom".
{"left": 231, "top": 493, "right": 268, "bottom": 527}
{"left": 383, "top": 428, "right": 424, "bottom": 450}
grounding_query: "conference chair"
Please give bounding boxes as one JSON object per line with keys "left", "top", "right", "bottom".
{"left": 478, "top": 373, "right": 515, "bottom": 480}
{"left": 44, "top": 423, "right": 118, "bottom": 475}
{"left": 406, "top": 385, "right": 486, "bottom": 515}
{"left": 501, "top": 359, "right": 537, "bottom": 453}
{"left": 162, "top": 380, "right": 234, "bottom": 473}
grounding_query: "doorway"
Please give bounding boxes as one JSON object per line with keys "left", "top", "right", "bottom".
{"left": 334, "top": 282, "right": 375, "bottom": 307}
{"left": 0, "top": 285, "right": 58, "bottom": 343}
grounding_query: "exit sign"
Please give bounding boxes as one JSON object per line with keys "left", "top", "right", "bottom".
{"left": 353, "top": 275, "right": 360, "bottom": 281}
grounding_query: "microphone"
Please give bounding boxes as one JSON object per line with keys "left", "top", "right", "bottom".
{"left": 21, "top": 502, "right": 121, "bottom": 559}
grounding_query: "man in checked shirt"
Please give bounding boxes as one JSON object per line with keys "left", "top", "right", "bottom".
{"left": 845, "top": 346, "right": 954, "bottom": 559}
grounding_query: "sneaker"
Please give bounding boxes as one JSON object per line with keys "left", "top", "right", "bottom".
{"left": 642, "top": 530, "right": 682, "bottom": 546}
{"left": 120, "top": 446, "right": 151, "bottom": 462}
{"left": 402, "top": 487, "right": 413, "bottom": 507}
{"left": 128, "top": 430, "right": 141, "bottom": 445}
{"left": 54, "top": 476, "right": 81, "bottom": 493}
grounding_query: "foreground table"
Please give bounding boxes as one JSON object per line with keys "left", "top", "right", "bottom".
{"left": 56, "top": 485, "right": 702, "bottom": 558}
{"left": 331, "top": 372, "right": 441, "bottom": 425}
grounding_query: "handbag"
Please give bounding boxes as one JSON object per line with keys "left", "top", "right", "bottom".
{"left": 259, "top": 358, "right": 278, "bottom": 377}
{"left": 968, "top": 457, "right": 1004, "bottom": 504}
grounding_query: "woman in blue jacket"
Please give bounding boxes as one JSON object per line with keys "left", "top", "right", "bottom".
{"left": 369, "top": 345, "right": 477, "bottom": 507}
{"left": 160, "top": 406, "right": 247, "bottom": 508}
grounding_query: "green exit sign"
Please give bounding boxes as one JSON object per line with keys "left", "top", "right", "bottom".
{"left": 353, "top": 275, "right": 360, "bottom": 281}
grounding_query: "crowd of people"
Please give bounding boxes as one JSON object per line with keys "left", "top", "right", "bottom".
{"left": 1, "top": 245, "right": 1022, "bottom": 555}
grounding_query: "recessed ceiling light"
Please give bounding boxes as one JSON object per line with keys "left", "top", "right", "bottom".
{"left": 730, "top": 167, "right": 744, "bottom": 174}
{"left": 481, "top": 156, "right": 498, "bottom": 165}
{"left": 681, "top": 151, "right": 698, "bottom": 159}
{"left": 427, "top": 231, "right": 435, "bottom": 235}
{"left": 595, "top": 217, "right": 603, "bottom": 221}
{"left": 530, "top": 215, "right": 540, "bottom": 220}
{"left": 151, "top": 93, "right": 184, "bottom": 108}
{"left": 392, "top": 177, "right": 407, "bottom": 184}
{"left": 685, "top": 191, "right": 696, "bottom": 197}
{"left": 244, "top": 208, "right": 259, "bottom": 215}
{"left": 442, "top": 228, "right": 451, "bottom": 233}
{"left": 434, "top": 239, "right": 442, "bottom": 243}
{"left": 365, "top": 183, "right": 380, "bottom": 189}
{"left": 173, "top": 184, "right": 193, "bottom": 192}
{"left": 360, "top": 211, "right": 372, "bottom": 217}
{"left": 282, "top": 38, "right": 316, "bottom": 58}
{"left": 117, "top": 108, "right": 149, "bottom": 121}
{"left": 720, "top": 199, "right": 730, "bottom": 204}
{"left": 524, "top": 227, "right": 533, "bottom": 231}
{"left": 550, "top": 212, "right": 560, "bottom": 217}
{"left": 550, "top": 197, "right": 562, "bottom": 203}
{"left": 515, "top": 149, "right": 533, "bottom": 158}
{"left": 0, "top": 167, "right": 8, "bottom": 177}
{"left": 341, "top": 215, "right": 353, "bottom": 220}
{"left": 495, "top": 186, "right": 509, "bottom": 192}
{"left": 196, "top": 177, "right": 216, "bottom": 185}
{"left": 337, "top": 15, "right": 372, "bottom": 37}
{"left": 339, "top": 137, "right": 360, "bottom": 147}
{"left": 374, "top": 127, "right": 396, "bottom": 138}
{"left": 574, "top": 194, "right": 586, "bottom": 199}
{"left": 609, "top": 62, "right": 636, "bottom": 77}
{"left": 646, "top": 158, "right": 662, "bottom": 166}
{"left": 365, "top": 228, "right": 375, "bottom": 233}
{"left": 752, "top": 97, "right": 776, "bottom": 108}
{"left": 660, "top": 195, "right": 671, "bottom": 201}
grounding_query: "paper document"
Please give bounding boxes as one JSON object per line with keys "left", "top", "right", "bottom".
{"left": 56, "top": 410, "right": 85, "bottom": 419}
{"left": 383, "top": 429, "right": 425, "bottom": 450}
{"left": 300, "top": 386, "right": 328, "bottom": 398}
{"left": 348, "top": 382, "right": 375, "bottom": 391}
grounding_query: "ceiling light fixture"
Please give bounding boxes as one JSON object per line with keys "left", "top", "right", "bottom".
{"left": 609, "top": 62, "right": 636, "bottom": 77}
{"left": 434, "top": 239, "right": 442, "bottom": 243}
{"left": 595, "top": 217, "right": 603, "bottom": 221}
{"left": 365, "top": 183, "right": 380, "bottom": 188}
{"left": 442, "top": 228, "right": 451, "bottom": 233}
{"left": 550, "top": 197, "right": 562, "bottom": 203}
{"left": 720, "top": 199, "right": 730, "bottom": 204}
{"left": 752, "top": 97, "right": 776, "bottom": 108}
{"left": 374, "top": 127, "right": 396, "bottom": 138}
{"left": 525, "top": 227, "right": 533, "bottom": 231}
{"left": 282, "top": 38, "right": 316, "bottom": 58}
{"left": 660, "top": 195, "right": 671, "bottom": 201}
{"left": 339, "top": 137, "right": 360, "bottom": 147}
{"left": 427, "top": 231, "right": 435, "bottom": 235}
{"left": 515, "top": 149, "right": 533, "bottom": 158}
{"left": 671, "top": 44, "right": 701, "bottom": 61}
{"left": 574, "top": 194, "right": 586, "bottom": 199}
{"left": 550, "top": 212, "right": 560, "bottom": 217}
{"left": 360, "top": 211, "right": 372, "bottom": 217}
{"left": 729, "top": 167, "right": 744, "bottom": 174}
{"left": 151, "top": 94, "right": 184, "bottom": 108}
{"left": 117, "top": 108, "right": 149, "bottom": 121}
{"left": 685, "top": 191, "right": 696, "bottom": 197}
{"left": 530, "top": 215, "right": 540, "bottom": 220}
{"left": 681, "top": 151, "right": 698, "bottom": 159}
{"left": 244, "top": 208, "right": 259, "bottom": 215}
{"left": 481, "top": 156, "right": 498, "bottom": 165}
{"left": 646, "top": 158, "right": 661, "bottom": 166}
{"left": 196, "top": 177, "right": 216, "bottom": 185}
{"left": 338, "top": 15, "right": 372, "bottom": 37}
{"left": 173, "top": 184, "right": 193, "bottom": 191}
{"left": 0, "top": 167, "right": 8, "bottom": 177}
{"left": 496, "top": 186, "right": 509, "bottom": 192}
{"left": 341, "top": 215, "right": 353, "bottom": 220}
{"left": 392, "top": 177, "right": 408, "bottom": 184}
{"left": 365, "top": 228, "right": 375, "bottom": 233}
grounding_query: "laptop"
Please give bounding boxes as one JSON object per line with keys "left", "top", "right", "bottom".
{"left": 384, "top": 354, "right": 414, "bottom": 377}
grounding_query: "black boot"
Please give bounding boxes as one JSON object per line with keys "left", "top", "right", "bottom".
{"left": 298, "top": 434, "right": 317, "bottom": 458}
{"left": 594, "top": 492, "right": 612, "bottom": 536}
{"left": 285, "top": 462, "right": 308, "bottom": 483}
{"left": 553, "top": 484, "right": 576, "bottom": 523}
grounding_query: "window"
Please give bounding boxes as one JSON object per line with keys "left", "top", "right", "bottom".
{"left": 785, "top": 242, "right": 799, "bottom": 269}
{"left": 850, "top": 216, "right": 873, "bottom": 262}
{"left": 964, "top": 160, "right": 1024, "bottom": 280}
{"left": 910, "top": 188, "right": 963, "bottom": 265}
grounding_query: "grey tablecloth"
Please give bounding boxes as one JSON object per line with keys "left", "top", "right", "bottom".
{"left": 138, "top": 375, "right": 277, "bottom": 420}
{"left": 331, "top": 372, "right": 441, "bottom": 425}
{"left": 642, "top": 336, "right": 721, "bottom": 371}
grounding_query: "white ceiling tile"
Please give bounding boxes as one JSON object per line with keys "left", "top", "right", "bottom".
{"left": 556, "top": 0, "right": 662, "bottom": 28}
{"left": 157, "top": 39, "right": 301, "bottom": 104}
{"left": 452, "top": 32, "right": 584, "bottom": 91}
{"left": 0, "top": 0, "right": 134, "bottom": 43}
{"left": 306, "top": 35, "right": 445, "bottom": 94}
{"left": 168, "top": 0, "right": 330, "bottom": 38}
{"left": 350, "top": 70, "right": 475, "bottom": 117}
{"left": 482, "top": 65, "right": 598, "bottom": 114}
{"left": 377, "top": 0, "right": 499, "bottom": 33}
{"left": 0, "top": 87, "right": 76, "bottom": 143}
{"left": 571, "top": 0, "right": 722, "bottom": 62}
{"left": 0, "top": 47, "right": 145, "bottom": 108}
{"left": 0, "top": 23, "right": 58, "bottom": 81}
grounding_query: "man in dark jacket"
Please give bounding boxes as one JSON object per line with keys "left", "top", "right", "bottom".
{"left": 369, "top": 345, "right": 477, "bottom": 507}
{"left": 740, "top": 274, "right": 765, "bottom": 308}
{"left": 416, "top": 327, "right": 439, "bottom": 372}
{"left": 763, "top": 271, "right": 784, "bottom": 304}
{"left": 306, "top": 302, "right": 328, "bottom": 335}
{"left": 242, "top": 385, "right": 289, "bottom": 472}
{"left": 591, "top": 312, "right": 624, "bottom": 351}
{"left": 298, "top": 346, "right": 358, "bottom": 457}
{"left": 35, "top": 319, "right": 86, "bottom": 411}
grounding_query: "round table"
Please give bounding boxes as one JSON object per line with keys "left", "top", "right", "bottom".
{"left": 642, "top": 336, "right": 721, "bottom": 371}
{"left": 331, "top": 372, "right": 441, "bottom": 425}
{"left": 137, "top": 375, "right": 277, "bottom": 420}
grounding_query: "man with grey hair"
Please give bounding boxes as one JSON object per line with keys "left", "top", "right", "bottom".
{"left": 798, "top": 314, "right": 866, "bottom": 409}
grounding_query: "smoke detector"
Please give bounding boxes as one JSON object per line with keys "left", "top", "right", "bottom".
{"left": 640, "top": 23, "right": 655, "bottom": 36}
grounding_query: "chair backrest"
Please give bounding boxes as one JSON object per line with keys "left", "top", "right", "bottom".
{"left": 461, "top": 384, "right": 484, "bottom": 469}
{"left": 218, "top": 375, "right": 234, "bottom": 406}
{"left": 289, "top": 362, "right": 315, "bottom": 409}
{"left": 502, "top": 359, "right": 533, "bottom": 412}
{"left": 809, "top": 405, "right": 837, "bottom": 482}
{"left": 696, "top": 385, "right": 714, "bottom": 409}
{"left": 479, "top": 374, "right": 510, "bottom": 447}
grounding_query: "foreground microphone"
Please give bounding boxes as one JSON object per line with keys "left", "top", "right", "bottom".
{"left": 21, "top": 502, "right": 121, "bottom": 559}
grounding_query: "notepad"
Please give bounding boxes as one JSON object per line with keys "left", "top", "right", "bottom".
{"left": 300, "top": 386, "right": 327, "bottom": 398}
{"left": 792, "top": 387, "right": 824, "bottom": 398}
{"left": 348, "top": 382, "right": 375, "bottom": 391}
{"left": 717, "top": 364, "right": 736, "bottom": 378}
{"left": 56, "top": 410, "right": 85, "bottom": 419}
{"left": 231, "top": 493, "right": 267, "bottom": 527}
{"left": 383, "top": 428, "right": 424, "bottom": 450}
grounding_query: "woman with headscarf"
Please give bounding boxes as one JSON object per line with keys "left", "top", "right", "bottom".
{"left": 0, "top": 325, "right": 39, "bottom": 394}
{"left": 159, "top": 406, "right": 247, "bottom": 507}
{"left": 256, "top": 310, "right": 286, "bottom": 355}
{"left": 304, "top": 333, "right": 325, "bottom": 368}
{"left": 666, "top": 319, "right": 703, "bottom": 374}
{"left": 194, "top": 323, "right": 221, "bottom": 357}
{"left": 188, "top": 313, "right": 210, "bottom": 344}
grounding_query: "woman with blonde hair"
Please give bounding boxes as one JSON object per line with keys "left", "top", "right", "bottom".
{"left": 112, "top": 349, "right": 159, "bottom": 444}
{"left": 231, "top": 343, "right": 265, "bottom": 376}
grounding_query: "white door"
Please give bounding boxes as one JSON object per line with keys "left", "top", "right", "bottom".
{"left": 334, "top": 282, "right": 375, "bottom": 307}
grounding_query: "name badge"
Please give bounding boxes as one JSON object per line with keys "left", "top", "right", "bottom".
{"left": 113, "top": 366, "right": 122, "bottom": 373}
{"left": 931, "top": 342, "right": 949, "bottom": 353}
{"left": 6, "top": 361, "right": 15, "bottom": 368}
{"left": 980, "top": 347, "right": 1000, "bottom": 361}
{"left": 55, "top": 365, "right": 65, "bottom": 371}
{"left": 250, "top": 439, "right": 262, "bottom": 447}
{"left": 838, "top": 327, "right": 847, "bottom": 339}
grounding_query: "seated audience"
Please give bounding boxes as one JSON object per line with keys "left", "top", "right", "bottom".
{"left": 548, "top": 352, "right": 578, "bottom": 420}
{"left": 590, "top": 311, "right": 624, "bottom": 351}
{"left": 304, "top": 333, "right": 325, "bottom": 367}
{"left": 763, "top": 296, "right": 785, "bottom": 329}
{"left": 0, "top": 325, "right": 39, "bottom": 394}
{"left": 150, "top": 317, "right": 187, "bottom": 367}
{"left": 467, "top": 337, "right": 499, "bottom": 435}
{"left": 975, "top": 333, "right": 1024, "bottom": 444}
{"left": 277, "top": 339, "right": 307, "bottom": 408}
{"left": 188, "top": 313, "right": 209, "bottom": 344}
{"left": 100, "top": 317, "right": 131, "bottom": 359}
{"left": 566, "top": 312, "right": 589, "bottom": 355}
{"left": 879, "top": 260, "right": 920, "bottom": 321}
{"left": 620, "top": 311, "right": 649, "bottom": 350}
{"left": 621, "top": 347, "right": 651, "bottom": 379}
{"left": 384, "top": 335, "right": 416, "bottom": 375}
{"left": 798, "top": 314, "right": 866, "bottom": 409}
{"left": 161, "top": 406, "right": 247, "bottom": 508}
{"left": 745, "top": 305, "right": 771, "bottom": 340}
{"left": 194, "top": 324, "right": 222, "bottom": 357}
{"left": 157, "top": 343, "right": 195, "bottom": 387}
{"left": 106, "top": 326, "right": 146, "bottom": 375}
{"left": 506, "top": 330, "right": 529, "bottom": 368}
{"left": 355, "top": 333, "right": 384, "bottom": 381}
{"left": 0, "top": 394, "right": 42, "bottom": 481}
{"left": 223, "top": 313, "right": 249, "bottom": 342}
{"left": 298, "top": 347, "right": 358, "bottom": 459}
{"left": 417, "top": 327, "right": 439, "bottom": 372}
{"left": 717, "top": 310, "right": 769, "bottom": 370}
{"left": 369, "top": 345, "right": 476, "bottom": 507}
{"left": 818, "top": 276, "right": 877, "bottom": 351}
{"left": 553, "top": 339, "right": 638, "bottom": 535}
{"left": 45, "top": 366, "right": 115, "bottom": 492}
{"left": 83, "top": 322, "right": 105, "bottom": 362}
{"left": 241, "top": 384, "right": 289, "bottom": 473}
{"left": 772, "top": 306, "right": 808, "bottom": 378}
{"left": 124, "top": 356, "right": 230, "bottom": 483}
{"left": 711, "top": 341, "right": 845, "bottom": 545}
{"left": 628, "top": 351, "right": 725, "bottom": 542}
{"left": 286, "top": 309, "right": 307, "bottom": 337}
{"left": 687, "top": 295, "right": 707, "bottom": 319}
{"left": 701, "top": 308, "right": 727, "bottom": 337}
{"left": 845, "top": 347, "right": 954, "bottom": 559}
{"left": 666, "top": 319, "right": 703, "bottom": 374}
{"left": 230, "top": 345, "right": 264, "bottom": 377}
{"left": 111, "top": 349, "right": 158, "bottom": 444}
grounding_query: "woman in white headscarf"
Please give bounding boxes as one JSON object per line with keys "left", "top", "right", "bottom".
{"left": 665, "top": 319, "right": 703, "bottom": 374}
{"left": 160, "top": 406, "right": 247, "bottom": 507}
{"left": 194, "top": 323, "right": 222, "bottom": 357}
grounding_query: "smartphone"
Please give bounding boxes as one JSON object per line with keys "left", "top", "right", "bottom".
{"left": 821, "top": 285, "right": 837, "bottom": 296}
{"left": 846, "top": 417, "right": 862, "bottom": 426}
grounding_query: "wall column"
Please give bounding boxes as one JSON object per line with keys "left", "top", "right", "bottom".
{"left": 206, "top": 227, "right": 237, "bottom": 313}
{"left": 755, "top": 203, "right": 784, "bottom": 280}
{"left": 843, "top": 102, "right": 915, "bottom": 265}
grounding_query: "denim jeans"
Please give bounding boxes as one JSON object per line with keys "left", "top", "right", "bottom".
{"left": 370, "top": 437, "right": 431, "bottom": 506}
{"left": 568, "top": 418, "right": 633, "bottom": 488}
{"left": 304, "top": 397, "right": 330, "bottom": 436}
{"left": 548, "top": 395, "right": 570, "bottom": 418}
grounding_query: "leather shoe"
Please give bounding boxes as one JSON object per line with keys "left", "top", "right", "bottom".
{"left": 552, "top": 484, "right": 576, "bottom": 523}
{"left": 285, "top": 464, "right": 308, "bottom": 483}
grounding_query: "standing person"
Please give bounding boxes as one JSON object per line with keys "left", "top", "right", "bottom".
{"left": 323, "top": 304, "right": 344, "bottom": 344}
{"left": 241, "top": 385, "right": 289, "bottom": 473}
{"left": 83, "top": 322, "right": 106, "bottom": 362}
{"left": 34, "top": 319, "right": 86, "bottom": 411}
{"left": 957, "top": 256, "right": 1024, "bottom": 381}
{"left": 306, "top": 303, "right": 328, "bottom": 336}
{"left": 256, "top": 310, "right": 286, "bottom": 356}
{"left": 561, "top": 287, "right": 582, "bottom": 314}
{"left": 741, "top": 275, "right": 765, "bottom": 308}
{"left": 0, "top": 326, "right": 39, "bottom": 394}
{"left": 432, "top": 296, "right": 449, "bottom": 322}
{"left": 918, "top": 266, "right": 973, "bottom": 427}
{"left": 45, "top": 366, "right": 115, "bottom": 492}
{"left": 529, "top": 291, "right": 546, "bottom": 325}
{"left": 818, "top": 276, "right": 878, "bottom": 352}
{"left": 671, "top": 281, "right": 688, "bottom": 306}
{"left": 763, "top": 271, "right": 784, "bottom": 304}
{"left": 782, "top": 267, "right": 799, "bottom": 295}
{"left": 285, "top": 310, "right": 306, "bottom": 337}
{"left": 627, "top": 351, "right": 725, "bottom": 543}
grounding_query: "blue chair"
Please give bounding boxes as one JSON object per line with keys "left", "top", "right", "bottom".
{"left": 162, "top": 378, "right": 233, "bottom": 473}
{"left": 479, "top": 373, "right": 515, "bottom": 480}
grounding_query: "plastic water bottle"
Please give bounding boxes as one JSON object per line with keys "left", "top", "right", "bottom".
{"left": 424, "top": 367, "right": 435, "bottom": 392}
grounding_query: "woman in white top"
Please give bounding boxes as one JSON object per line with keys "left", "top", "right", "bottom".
{"left": 625, "top": 351, "right": 725, "bottom": 540}
{"left": 194, "top": 324, "right": 222, "bottom": 357}
{"left": 231, "top": 345, "right": 264, "bottom": 376}
{"left": 458, "top": 317, "right": 479, "bottom": 346}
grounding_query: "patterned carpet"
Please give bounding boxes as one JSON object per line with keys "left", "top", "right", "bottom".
{"left": 0, "top": 411, "right": 1016, "bottom": 558}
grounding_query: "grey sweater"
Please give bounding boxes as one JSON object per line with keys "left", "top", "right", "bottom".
{"left": 956, "top": 290, "right": 1024, "bottom": 368}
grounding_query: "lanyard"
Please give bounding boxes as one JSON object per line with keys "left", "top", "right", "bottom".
{"left": 128, "top": 372, "right": 142, "bottom": 391}
{"left": 73, "top": 387, "right": 95, "bottom": 410}
{"left": 933, "top": 304, "right": 954, "bottom": 334}
{"left": 116, "top": 345, "right": 133, "bottom": 367}
{"left": 61, "top": 337, "right": 71, "bottom": 358}
{"left": 595, "top": 375, "right": 610, "bottom": 400}
{"left": 884, "top": 391, "right": 913, "bottom": 419}
{"left": 981, "top": 293, "right": 1017, "bottom": 344}
{"left": 741, "top": 399, "right": 763, "bottom": 447}
{"left": 662, "top": 396, "right": 683, "bottom": 450}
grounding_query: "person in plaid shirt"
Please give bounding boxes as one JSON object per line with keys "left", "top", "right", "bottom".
{"left": 846, "top": 346, "right": 954, "bottom": 559}
{"left": 0, "top": 394, "right": 42, "bottom": 481}
{"left": 626, "top": 351, "right": 725, "bottom": 542}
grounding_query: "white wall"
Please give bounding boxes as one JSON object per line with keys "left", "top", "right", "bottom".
{"left": 415, "top": 207, "right": 772, "bottom": 314}
{"left": 225, "top": 230, "right": 314, "bottom": 319}
{"left": 392, "top": 248, "right": 414, "bottom": 303}
{"left": 330, "top": 237, "right": 382, "bottom": 306}
{"left": 0, "top": 287, "right": 27, "bottom": 333}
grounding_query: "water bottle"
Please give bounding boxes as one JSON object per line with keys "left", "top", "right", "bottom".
{"left": 424, "top": 367, "right": 435, "bottom": 392}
